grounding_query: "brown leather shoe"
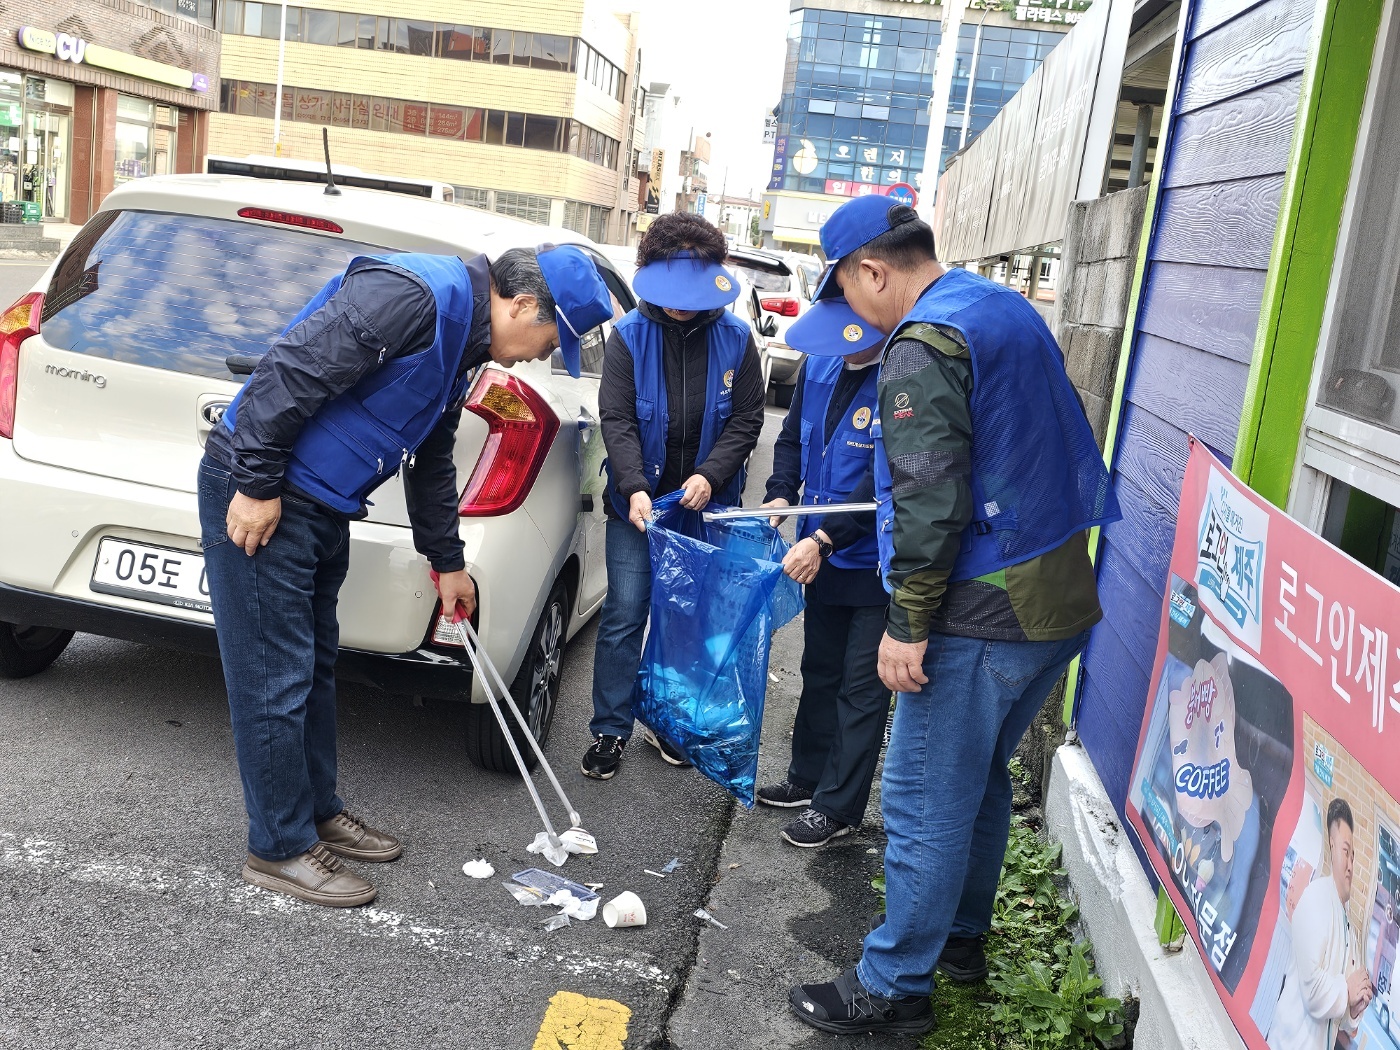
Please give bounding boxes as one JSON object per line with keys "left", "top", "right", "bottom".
{"left": 316, "top": 809, "right": 403, "bottom": 863}
{"left": 241, "top": 843, "right": 376, "bottom": 908}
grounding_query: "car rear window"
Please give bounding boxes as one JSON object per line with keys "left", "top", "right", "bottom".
{"left": 41, "top": 210, "right": 385, "bottom": 380}
{"left": 726, "top": 259, "right": 791, "bottom": 293}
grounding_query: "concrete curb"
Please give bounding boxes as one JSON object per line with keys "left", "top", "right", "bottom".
{"left": 1045, "top": 742, "right": 1246, "bottom": 1050}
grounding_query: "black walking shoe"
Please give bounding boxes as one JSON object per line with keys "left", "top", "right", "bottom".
{"left": 756, "top": 779, "right": 813, "bottom": 808}
{"left": 581, "top": 735, "right": 625, "bottom": 780}
{"left": 780, "top": 808, "right": 853, "bottom": 848}
{"left": 937, "top": 935, "right": 989, "bottom": 982}
{"left": 641, "top": 726, "right": 692, "bottom": 768}
{"left": 790, "top": 966, "right": 935, "bottom": 1036}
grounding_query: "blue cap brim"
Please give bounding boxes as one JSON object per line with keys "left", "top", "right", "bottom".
{"left": 536, "top": 243, "right": 613, "bottom": 380}
{"left": 633, "top": 257, "right": 742, "bottom": 310}
{"left": 556, "top": 313, "right": 582, "bottom": 378}
{"left": 812, "top": 261, "right": 842, "bottom": 301}
{"left": 785, "top": 299, "right": 885, "bottom": 358}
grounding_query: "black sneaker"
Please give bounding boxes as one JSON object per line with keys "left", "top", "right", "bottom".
{"left": 780, "top": 808, "right": 853, "bottom": 848}
{"left": 581, "top": 735, "right": 625, "bottom": 780}
{"left": 937, "top": 935, "right": 988, "bottom": 982}
{"left": 789, "top": 966, "right": 934, "bottom": 1036}
{"left": 641, "top": 726, "right": 692, "bottom": 768}
{"left": 757, "top": 779, "right": 813, "bottom": 808}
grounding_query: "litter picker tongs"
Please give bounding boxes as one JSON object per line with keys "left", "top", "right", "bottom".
{"left": 453, "top": 618, "right": 583, "bottom": 849}
{"left": 702, "top": 501, "right": 878, "bottom": 522}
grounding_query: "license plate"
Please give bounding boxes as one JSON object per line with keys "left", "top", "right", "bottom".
{"left": 90, "top": 538, "right": 211, "bottom": 614}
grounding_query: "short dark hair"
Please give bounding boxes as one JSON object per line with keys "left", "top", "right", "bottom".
{"left": 1327, "top": 797, "right": 1354, "bottom": 835}
{"left": 835, "top": 205, "right": 937, "bottom": 285}
{"left": 489, "top": 248, "right": 555, "bottom": 325}
{"left": 636, "top": 212, "right": 728, "bottom": 267}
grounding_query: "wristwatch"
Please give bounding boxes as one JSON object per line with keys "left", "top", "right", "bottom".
{"left": 815, "top": 536, "right": 834, "bottom": 559}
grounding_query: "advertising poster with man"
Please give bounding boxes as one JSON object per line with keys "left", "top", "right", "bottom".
{"left": 1125, "top": 441, "right": 1400, "bottom": 1050}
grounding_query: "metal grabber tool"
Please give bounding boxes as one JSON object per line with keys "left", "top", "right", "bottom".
{"left": 702, "top": 501, "right": 879, "bottom": 523}
{"left": 453, "top": 618, "right": 584, "bottom": 853}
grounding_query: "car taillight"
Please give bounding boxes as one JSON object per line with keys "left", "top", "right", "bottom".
{"left": 457, "top": 369, "right": 560, "bottom": 517}
{"left": 0, "top": 292, "right": 42, "bottom": 440}
{"left": 236, "top": 207, "right": 344, "bottom": 234}
{"left": 760, "top": 297, "right": 801, "bottom": 317}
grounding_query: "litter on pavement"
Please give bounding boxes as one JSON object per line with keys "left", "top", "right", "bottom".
{"left": 644, "top": 869, "right": 667, "bottom": 879}
{"left": 603, "top": 891, "right": 647, "bottom": 928}
{"left": 462, "top": 859, "right": 495, "bottom": 879}
{"left": 511, "top": 868, "right": 599, "bottom": 901}
{"left": 542, "top": 914, "right": 571, "bottom": 931}
{"left": 661, "top": 857, "right": 681, "bottom": 873}
{"left": 694, "top": 908, "right": 729, "bottom": 930}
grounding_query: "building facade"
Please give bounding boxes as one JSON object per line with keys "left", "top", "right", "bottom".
{"left": 0, "top": 0, "right": 221, "bottom": 224}
{"left": 212, "top": 0, "right": 641, "bottom": 243}
{"left": 760, "top": 0, "right": 1079, "bottom": 252}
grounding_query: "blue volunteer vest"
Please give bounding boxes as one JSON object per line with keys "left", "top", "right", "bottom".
{"left": 605, "top": 309, "right": 751, "bottom": 515}
{"left": 873, "top": 267, "right": 1120, "bottom": 590}
{"left": 798, "top": 356, "right": 880, "bottom": 571}
{"left": 224, "top": 253, "right": 481, "bottom": 515}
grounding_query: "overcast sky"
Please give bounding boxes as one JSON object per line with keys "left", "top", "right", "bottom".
{"left": 610, "top": 0, "right": 793, "bottom": 202}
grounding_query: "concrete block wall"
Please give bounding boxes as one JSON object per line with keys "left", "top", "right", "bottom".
{"left": 1055, "top": 186, "right": 1150, "bottom": 448}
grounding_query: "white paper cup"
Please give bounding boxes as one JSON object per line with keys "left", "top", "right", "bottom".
{"left": 603, "top": 891, "right": 647, "bottom": 928}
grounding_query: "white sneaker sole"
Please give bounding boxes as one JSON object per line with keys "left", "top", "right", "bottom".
{"left": 781, "top": 824, "right": 854, "bottom": 848}
{"left": 757, "top": 792, "right": 813, "bottom": 809}
{"left": 641, "top": 727, "right": 691, "bottom": 767}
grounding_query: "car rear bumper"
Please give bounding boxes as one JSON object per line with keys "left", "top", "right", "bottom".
{"left": 0, "top": 580, "right": 476, "bottom": 700}
{"left": 767, "top": 344, "right": 804, "bottom": 385}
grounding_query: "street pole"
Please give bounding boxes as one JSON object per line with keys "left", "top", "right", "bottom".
{"left": 272, "top": 0, "right": 288, "bottom": 156}
{"left": 918, "top": 0, "right": 968, "bottom": 221}
{"left": 717, "top": 166, "right": 728, "bottom": 233}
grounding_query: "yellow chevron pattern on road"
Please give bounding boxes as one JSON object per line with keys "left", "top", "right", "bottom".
{"left": 532, "top": 990, "right": 632, "bottom": 1049}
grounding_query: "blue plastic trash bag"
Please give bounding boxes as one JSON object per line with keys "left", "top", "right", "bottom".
{"left": 633, "top": 492, "right": 804, "bottom": 807}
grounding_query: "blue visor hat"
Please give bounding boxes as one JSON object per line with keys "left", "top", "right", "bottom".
{"left": 812, "top": 195, "right": 915, "bottom": 301}
{"left": 784, "top": 298, "right": 886, "bottom": 358}
{"left": 536, "top": 244, "right": 614, "bottom": 378}
{"left": 632, "top": 250, "right": 742, "bottom": 311}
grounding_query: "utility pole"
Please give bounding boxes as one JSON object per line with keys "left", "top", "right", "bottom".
{"left": 918, "top": 0, "right": 969, "bottom": 220}
{"left": 272, "top": 0, "right": 288, "bottom": 156}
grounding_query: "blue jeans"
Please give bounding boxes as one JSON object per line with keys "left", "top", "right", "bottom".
{"left": 857, "top": 629, "right": 1090, "bottom": 998}
{"left": 198, "top": 457, "right": 349, "bottom": 862}
{"left": 589, "top": 517, "right": 652, "bottom": 739}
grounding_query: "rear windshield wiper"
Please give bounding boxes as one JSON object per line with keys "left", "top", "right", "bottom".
{"left": 226, "top": 354, "right": 262, "bottom": 376}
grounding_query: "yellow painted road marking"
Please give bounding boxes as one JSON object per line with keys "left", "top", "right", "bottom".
{"left": 532, "top": 991, "right": 631, "bottom": 1049}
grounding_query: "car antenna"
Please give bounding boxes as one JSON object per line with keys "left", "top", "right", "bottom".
{"left": 321, "top": 127, "right": 340, "bottom": 196}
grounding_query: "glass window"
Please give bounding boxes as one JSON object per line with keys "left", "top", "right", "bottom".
{"left": 350, "top": 95, "right": 371, "bottom": 130}
{"left": 505, "top": 112, "right": 526, "bottom": 146}
{"left": 567, "top": 120, "right": 580, "bottom": 156}
{"left": 492, "top": 30, "right": 513, "bottom": 64}
{"left": 357, "top": 15, "right": 376, "bottom": 49}
{"left": 221, "top": 0, "right": 242, "bottom": 33}
{"left": 404, "top": 20, "right": 435, "bottom": 56}
{"left": 524, "top": 114, "right": 561, "bottom": 150}
{"left": 294, "top": 88, "right": 331, "bottom": 124}
{"left": 428, "top": 104, "right": 466, "bottom": 140}
{"left": 484, "top": 110, "right": 506, "bottom": 144}
{"left": 334, "top": 12, "right": 356, "bottom": 46}
{"left": 376, "top": 17, "right": 394, "bottom": 50}
{"left": 330, "top": 93, "right": 353, "bottom": 127}
{"left": 281, "top": 7, "right": 302, "bottom": 42}
{"left": 368, "top": 96, "right": 391, "bottom": 132}
{"left": 306, "top": 9, "right": 337, "bottom": 45}
{"left": 532, "top": 33, "right": 571, "bottom": 72}
{"left": 862, "top": 105, "right": 890, "bottom": 120}
{"left": 241, "top": 2, "right": 262, "bottom": 36}
{"left": 232, "top": 81, "right": 256, "bottom": 117}
{"left": 816, "top": 20, "right": 844, "bottom": 39}
{"left": 401, "top": 101, "right": 429, "bottom": 135}
{"left": 441, "top": 25, "right": 475, "bottom": 61}
{"left": 40, "top": 211, "right": 384, "bottom": 380}
{"left": 513, "top": 32, "right": 533, "bottom": 66}
{"left": 808, "top": 98, "right": 836, "bottom": 115}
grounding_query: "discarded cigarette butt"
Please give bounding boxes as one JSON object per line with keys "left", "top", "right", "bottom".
{"left": 727, "top": 863, "right": 740, "bottom": 870}
{"left": 644, "top": 869, "right": 667, "bottom": 878}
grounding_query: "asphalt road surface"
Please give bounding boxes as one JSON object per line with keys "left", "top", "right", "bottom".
{"left": 0, "top": 254, "right": 832, "bottom": 1049}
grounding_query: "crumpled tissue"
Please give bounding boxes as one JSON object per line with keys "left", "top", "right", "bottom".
{"left": 462, "top": 859, "right": 495, "bottom": 879}
{"left": 526, "top": 831, "right": 569, "bottom": 867}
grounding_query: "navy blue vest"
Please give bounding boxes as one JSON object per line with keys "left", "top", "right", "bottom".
{"left": 605, "top": 309, "right": 750, "bottom": 515}
{"left": 798, "top": 356, "right": 880, "bottom": 571}
{"left": 874, "top": 267, "right": 1120, "bottom": 588}
{"left": 224, "top": 253, "right": 481, "bottom": 515}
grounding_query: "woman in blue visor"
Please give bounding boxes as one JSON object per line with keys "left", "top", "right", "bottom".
{"left": 582, "top": 212, "right": 766, "bottom": 780}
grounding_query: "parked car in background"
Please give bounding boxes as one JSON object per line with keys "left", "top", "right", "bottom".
{"left": 0, "top": 174, "right": 634, "bottom": 772}
{"left": 725, "top": 246, "right": 809, "bottom": 407}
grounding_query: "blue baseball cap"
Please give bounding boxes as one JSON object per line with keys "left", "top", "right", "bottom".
{"left": 785, "top": 298, "right": 885, "bottom": 358}
{"left": 632, "top": 250, "right": 742, "bottom": 311}
{"left": 536, "top": 244, "right": 614, "bottom": 378}
{"left": 812, "top": 196, "right": 917, "bottom": 301}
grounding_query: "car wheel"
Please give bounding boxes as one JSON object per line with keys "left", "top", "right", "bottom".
{"left": 464, "top": 578, "right": 569, "bottom": 774}
{"left": 0, "top": 622, "right": 74, "bottom": 679}
{"left": 774, "top": 382, "right": 795, "bottom": 410}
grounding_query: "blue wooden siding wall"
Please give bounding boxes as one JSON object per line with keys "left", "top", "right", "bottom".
{"left": 1075, "top": 0, "right": 1316, "bottom": 823}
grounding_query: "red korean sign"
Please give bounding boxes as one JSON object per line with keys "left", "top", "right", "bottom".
{"left": 1125, "top": 441, "right": 1398, "bottom": 1049}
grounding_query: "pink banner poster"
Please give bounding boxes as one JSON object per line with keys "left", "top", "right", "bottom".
{"left": 1125, "top": 440, "right": 1400, "bottom": 1050}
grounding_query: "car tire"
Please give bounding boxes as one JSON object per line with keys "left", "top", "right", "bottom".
{"left": 0, "top": 622, "right": 74, "bottom": 679}
{"left": 774, "top": 382, "right": 795, "bottom": 410}
{"left": 464, "top": 578, "right": 569, "bottom": 774}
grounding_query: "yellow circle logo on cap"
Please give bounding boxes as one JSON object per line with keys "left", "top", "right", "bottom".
{"left": 853, "top": 406, "right": 872, "bottom": 430}
{"left": 715, "top": 275, "right": 732, "bottom": 292}
{"left": 843, "top": 323, "right": 864, "bottom": 342}
{"left": 724, "top": 369, "right": 735, "bottom": 388}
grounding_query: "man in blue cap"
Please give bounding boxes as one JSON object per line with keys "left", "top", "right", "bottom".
{"left": 199, "top": 244, "right": 612, "bottom": 908}
{"left": 757, "top": 299, "right": 890, "bottom": 848}
{"left": 788, "top": 198, "right": 1119, "bottom": 1033}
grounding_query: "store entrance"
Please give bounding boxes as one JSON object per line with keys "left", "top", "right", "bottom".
{"left": 24, "top": 108, "right": 69, "bottom": 220}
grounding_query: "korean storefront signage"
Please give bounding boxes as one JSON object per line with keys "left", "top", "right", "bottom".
{"left": 16, "top": 27, "right": 209, "bottom": 93}
{"left": 1125, "top": 440, "right": 1400, "bottom": 1048}
{"left": 768, "top": 135, "right": 789, "bottom": 190}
